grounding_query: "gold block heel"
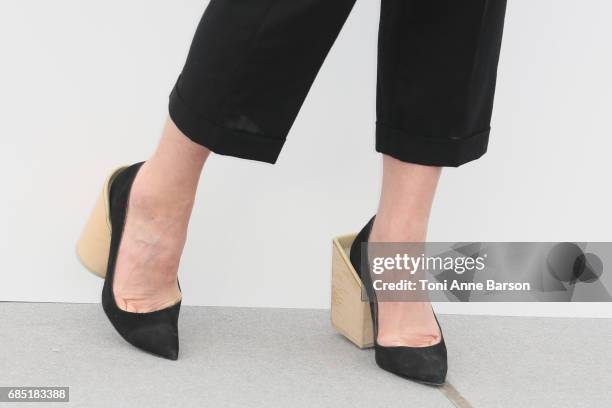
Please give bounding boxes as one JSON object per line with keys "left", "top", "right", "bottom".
{"left": 76, "top": 166, "right": 128, "bottom": 278}
{"left": 331, "top": 233, "right": 374, "bottom": 349}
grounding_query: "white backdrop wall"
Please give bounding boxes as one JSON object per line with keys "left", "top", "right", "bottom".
{"left": 1, "top": 0, "right": 611, "bottom": 317}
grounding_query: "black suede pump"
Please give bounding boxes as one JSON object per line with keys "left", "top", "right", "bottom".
{"left": 101, "top": 162, "right": 181, "bottom": 360}
{"left": 349, "top": 217, "right": 447, "bottom": 385}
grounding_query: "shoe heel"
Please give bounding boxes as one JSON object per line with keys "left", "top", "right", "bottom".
{"left": 331, "top": 234, "right": 374, "bottom": 349}
{"left": 76, "top": 166, "right": 127, "bottom": 278}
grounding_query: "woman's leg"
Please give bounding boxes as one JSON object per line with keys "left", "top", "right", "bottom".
{"left": 369, "top": 0, "right": 507, "bottom": 346}
{"left": 113, "top": 0, "right": 357, "bottom": 312}
{"left": 370, "top": 156, "right": 442, "bottom": 347}
{"left": 113, "top": 118, "right": 209, "bottom": 312}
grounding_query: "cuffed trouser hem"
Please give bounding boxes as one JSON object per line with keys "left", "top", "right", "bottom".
{"left": 169, "top": 86, "right": 285, "bottom": 164}
{"left": 375, "top": 123, "right": 490, "bottom": 168}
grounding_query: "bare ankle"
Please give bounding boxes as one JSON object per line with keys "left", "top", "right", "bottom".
{"left": 370, "top": 216, "right": 428, "bottom": 243}
{"left": 128, "top": 186, "right": 194, "bottom": 217}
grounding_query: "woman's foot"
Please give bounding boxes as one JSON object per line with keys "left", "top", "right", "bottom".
{"left": 369, "top": 219, "right": 441, "bottom": 348}
{"left": 112, "top": 119, "right": 210, "bottom": 312}
{"left": 371, "top": 157, "right": 442, "bottom": 348}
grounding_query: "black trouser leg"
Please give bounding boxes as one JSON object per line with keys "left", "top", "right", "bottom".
{"left": 376, "top": 0, "right": 508, "bottom": 166}
{"left": 169, "top": 0, "right": 357, "bottom": 163}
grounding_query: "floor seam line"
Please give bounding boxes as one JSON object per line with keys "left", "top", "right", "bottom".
{"left": 439, "top": 382, "right": 473, "bottom": 408}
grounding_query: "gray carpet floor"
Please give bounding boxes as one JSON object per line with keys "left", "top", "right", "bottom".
{"left": 0, "top": 303, "right": 610, "bottom": 408}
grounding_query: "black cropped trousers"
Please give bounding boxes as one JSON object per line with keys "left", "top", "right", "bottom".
{"left": 169, "top": 0, "right": 507, "bottom": 166}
